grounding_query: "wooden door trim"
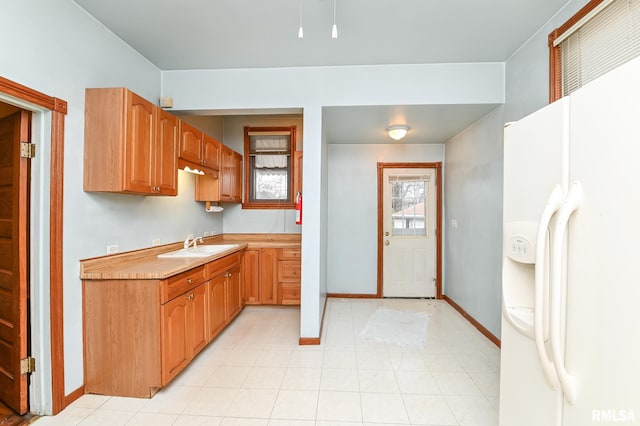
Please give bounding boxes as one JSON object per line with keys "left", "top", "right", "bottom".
{"left": 0, "top": 77, "right": 67, "bottom": 414}
{"left": 376, "top": 162, "right": 443, "bottom": 299}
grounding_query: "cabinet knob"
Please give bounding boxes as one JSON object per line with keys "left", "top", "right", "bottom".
{"left": 187, "top": 278, "right": 193, "bottom": 284}
{"left": 186, "top": 293, "right": 194, "bottom": 301}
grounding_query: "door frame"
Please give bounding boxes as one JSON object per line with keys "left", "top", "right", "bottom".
{"left": 0, "top": 77, "right": 67, "bottom": 414}
{"left": 377, "top": 162, "right": 442, "bottom": 299}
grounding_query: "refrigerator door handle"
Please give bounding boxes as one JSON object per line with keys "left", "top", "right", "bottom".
{"left": 534, "top": 184, "right": 564, "bottom": 390}
{"left": 550, "top": 181, "right": 582, "bottom": 404}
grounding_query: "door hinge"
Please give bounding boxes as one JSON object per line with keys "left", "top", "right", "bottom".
{"left": 20, "top": 142, "right": 36, "bottom": 159}
{"left": 20, "top": 357, "right": 36, "bottom": 374}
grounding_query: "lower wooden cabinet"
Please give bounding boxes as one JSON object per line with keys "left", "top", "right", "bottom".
{"left": 259, "top": 248, "right": 278, "bottom": 304}
{"left": 243, "top": 248, "right": 278, "bottom": 305}
{"left": 208, "top": 255, "right": 243, "bottom": 340}
{"left": 161, "top": 282, "right": 207, "bottom": 385}
{"left": 208, "top": 275, "right": 227, "bottom": 339}
{"left": 243, "top": 249, "right": 260, "bottom": 304}
{"left": 227, "top": 264, "right": 242, "bottom": 319}
{"left": 83, "top": 250, "right": 245, "bottom": 398}
{"left": 277, "top": 248, "right": 301, "bottom": 305}
{"left": 243, "top": 246, "right": 301, "bottom": 306}
{"left": 206, "top": 251, "right": 243, "bottom": 340}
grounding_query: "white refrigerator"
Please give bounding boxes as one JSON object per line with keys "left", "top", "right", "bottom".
{"left": 500, "top": 56, "right": 640, "bottom": 426}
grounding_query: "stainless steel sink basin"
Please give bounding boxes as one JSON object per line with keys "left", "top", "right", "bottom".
{"left": 158, "top": 244, "right": 239, "bottom": 258}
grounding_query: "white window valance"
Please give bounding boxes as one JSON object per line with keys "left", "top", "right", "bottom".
{"left": 255, "top": 154, "right": 288, "bottom": 169}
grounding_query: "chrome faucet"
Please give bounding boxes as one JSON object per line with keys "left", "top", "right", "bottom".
{"left": 184, "top": 233, "right": 204, "bottom": 249}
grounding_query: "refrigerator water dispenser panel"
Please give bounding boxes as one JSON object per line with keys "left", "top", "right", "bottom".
{"left": 502, "top": 221, "right": 539, "bottom": 338}
{"left": 507, "top": 234, "right": 535, "bottom": 264}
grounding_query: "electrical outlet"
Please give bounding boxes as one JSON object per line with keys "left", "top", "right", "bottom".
{"left": 451, "top": 219, "right": 458, "bottom": 229}
{"left": 152, "top": 238, "right": 161, "bottom": 246}
{"left": 106, "top": 244, "right": 119, "bottom": 254}
{"left": 203, "top": 232, "right": 210, "bottom": 237}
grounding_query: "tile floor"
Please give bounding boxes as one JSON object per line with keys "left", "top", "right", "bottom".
{"left": 35, "top": 298, "right": 500, "bottom": 426}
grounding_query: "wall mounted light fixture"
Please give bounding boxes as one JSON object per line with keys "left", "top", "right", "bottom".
{"left": 387, "top": 125, "right": 409, "bottom": 141}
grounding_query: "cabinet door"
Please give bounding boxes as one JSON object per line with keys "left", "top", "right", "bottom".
{"left": 190, "top": 284, "right": 208, "bottom": 356}
{"left": 125, "top": 92, "right": 155, "bottom": 193}
{"left": 202, "top": 134, "right": 221, "bottom": 170}
{"left": 155, "top": 110, "right": 178, "bottom": 195}
{"left": 161, "top": 294, "right": 191, "bottom": 385}
{"left": 243, "top": 249, "right": 260, "bottom": 304}
{"left": 209, "top": 275, "right": 227, "bottom": 340}
{"left": 220, "top": 146, "right": 233, "bottom": 201}
{"left": 232, "top": 150, "right": 243, "bottom": 201}
{"left": 259, "top": 248, "right": 278, "bottom": 304}
{"left": 227, "top": 265, "right": 242, "bottom": 321}
{"left": 179, "top": 121, "right": 203, "bottom": 164}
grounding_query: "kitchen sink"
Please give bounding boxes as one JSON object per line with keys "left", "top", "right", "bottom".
{"left": 158, "top": 244, "right": 240, "bottom": 258}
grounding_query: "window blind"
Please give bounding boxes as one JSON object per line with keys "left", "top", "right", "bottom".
{"left": 560, "top": 0, "right": 640, "bottom": 96}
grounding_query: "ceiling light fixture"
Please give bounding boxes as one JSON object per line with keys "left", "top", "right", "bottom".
{"left": 298, "top": 0, "right": 304, "bottom": 39}
{"left": 331, "top": 0, "right": 338, "bottom": 39}
{"left": 387, "top": 125, "right": 409, "bottom": 141}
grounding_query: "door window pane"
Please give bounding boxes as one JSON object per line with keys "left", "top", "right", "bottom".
{"left": 390, "top": 178, "right": 428, "bottom": 237}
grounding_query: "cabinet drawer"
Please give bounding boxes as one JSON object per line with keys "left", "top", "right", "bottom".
{"left": 280, "top": 283, "right": 301, "bottom": 305}
{"left": 206, "top": 251, "right": 242, "bottom": 278}
{"left": 277, "top": 260, "right": 301, "bottom": 282}
{"left": 162, "top": 266, "right": 205, "bottom": 304}
{"left": 277, "top": 247, "right": 301, "bottom": 260}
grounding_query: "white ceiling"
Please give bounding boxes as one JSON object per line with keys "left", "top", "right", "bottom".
{"left": 73, "top": 0, "right": 571, "bottom": 143}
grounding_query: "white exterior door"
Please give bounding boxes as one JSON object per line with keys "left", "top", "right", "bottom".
{"left": 382, "top": 168, "right": 436, "bottom": 297}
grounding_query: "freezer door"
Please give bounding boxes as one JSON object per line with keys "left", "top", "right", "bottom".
{"left": 562, "top": 56, "right": 640, "bottom": 424}
{"left": 500, "top": 98, "right": 568, "bottom": 426}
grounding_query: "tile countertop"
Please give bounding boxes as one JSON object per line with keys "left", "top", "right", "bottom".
{"left": 80, "top": 234, "right": 301, "bottom": 281}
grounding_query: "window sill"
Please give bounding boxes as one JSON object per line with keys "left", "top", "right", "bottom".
{"left": 242, "top": 202, "right": 296, "bottom": 210}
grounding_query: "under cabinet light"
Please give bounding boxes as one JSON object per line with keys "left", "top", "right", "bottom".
{"left": 183, "top": 166, "right": 205, "bottom": 175}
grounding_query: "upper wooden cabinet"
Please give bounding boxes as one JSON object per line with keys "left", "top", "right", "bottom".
{"left": 84, "top": 87, "right": 178, "bottom": 195}
{"left": 194, "top": 144, "right": 243, "bottom": 203}
{"left": 156, "top": 110, "right": 180, "bottom": 194}
{"left": 179, "top": 122, "right": 221, "bottom": 171}
{"left": 220, "top": 145, "right": 242, "bottom": 202}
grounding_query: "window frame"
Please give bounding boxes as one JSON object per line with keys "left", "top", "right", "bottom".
{"left": 242, "top": 125, "right": 297, "bottom": 209}
{"left": 549, "top": 0, "right": 612, "bottom": 102}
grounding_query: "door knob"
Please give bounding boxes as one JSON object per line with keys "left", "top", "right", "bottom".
{"left": 384, "top": 240, "right": 390, "bottom": 246}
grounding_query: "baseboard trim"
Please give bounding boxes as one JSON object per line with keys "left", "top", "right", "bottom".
{"left": 298, "top": 295, "right": 329, "bottom": 345}
{"left": 326, "top": 293, "right": 378, "bottom": 299}
{"left": 443, "top": 295, "right": 501, "bottom": 348}
{"left": 64, "top": 385, "right": 85, "bottom": 407}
